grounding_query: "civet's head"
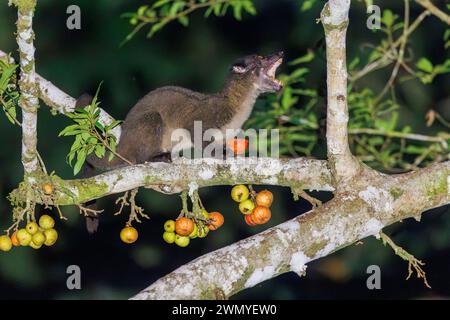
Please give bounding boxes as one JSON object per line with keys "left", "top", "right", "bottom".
{"left": 228, "top": 52, "right": 284, "bottom": 93}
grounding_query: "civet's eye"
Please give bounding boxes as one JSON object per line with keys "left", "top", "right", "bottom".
{"left": 232, "top": 65, "right": 247, "bottom": 74}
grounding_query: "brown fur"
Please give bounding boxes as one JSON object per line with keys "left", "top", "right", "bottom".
{"left": 85, "top": 53, "right": 283, "bottom": 170}
{"left": 77, "top": 52, "right": 283, "bottom": 233}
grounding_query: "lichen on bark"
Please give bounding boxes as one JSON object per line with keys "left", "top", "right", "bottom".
{"left": 9, "top": 0, "right": 37, "bottom": 13}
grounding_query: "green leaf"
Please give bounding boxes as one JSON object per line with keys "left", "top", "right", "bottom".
{"left": 288, "top": 68, "right": 309, "bottom": 81}
{"left": 5, "top": 110, "right": 15, "bottom": 124}
{"left": 73, "top": 150, "right": 87, "bottom": 175}
{"left": 281, "top": 87, "right": 296, "bottom": 110}
{"left": 434, "top": 59, "right": 450, "bottom": 75}
{"left": 70, "top": 135, "right": 82, "bottom": 151}
{"left": 178, "top": 15, "right": 189, "bottom": 26}
{"left": 3, "top": 104, "right": 17, "bottom": 124}
{"left": 137, "top": 5, "right": 148, "bottom": 16}
{"left": 95, "top": 121, "right": 105, "bottom": 131}
{"left": 444, "top": 29, "right": 450, "bottom": 41}
{"left": 382, "top": 10, "right": 395, "bottom": 28}
{"left": 220, "top": 3, "right": 230, "bottom": 16}
{"left": 242, "top": 1, "right": 256, "bottom": 15}
{"left": 386, "top": 112, "right": 398, "bottom": 131}
{"left": 67, "top": 151, "right": 76, "bottom": 166}
{"left": 416, "top": 58, "right": 434, "bottom": 73}
{"left": 95, "top": 145, "right": 106, "bottom": 158}
{"left": 233, "top": 5, "right": 242, "bottom": 20}
{"left": 301, "top": 0, "right": 317, "bottom": 12}
{"left": 152, "top": 0, "right": 172, "bottom": 9}
{"left": 160, "top": 4, "right": 171, "bottom": 17}
{"left": 58, "top": 124, "right": 80, "bottom": 137}
{"left": 148, "top": 22, "right": 166, "bottom": 38}
{"left": 87, "top": 136, "right": 98, "bottom": 144}
{"left": 288, "top": 133, "right": 316, "bottom": 142}
{"left": 404, "top": 145, "right": 427, "bottom": 155}
{"left": 416, "top": 72, "right": 434, "bottom": 84}
{"left": 108, "top": 138, "right": 117, "bottom": 161}
{"left": 0, "top": 62, "right": 17, "bottom": 92}
{"left": 81, "top": 132, "right": 92, "bottom": 141}
{"left": 93, "top": 108, "right": 101, "bottom": 118}
{"left": 204, "top": 6, "right": 214, "bottom": 17}
{"left": 108, "top": 120, "right": 122, "bottom": 130}
{"left": 169, "top": 1, "right": 186, "bottom": 17}
{"left": 90, "top": 81, "right": 103, "bottom": 111}
{"left": 368, "top": 47, "right": 383, "bottom": 63}
{"left": 291, "top": 88, "right": 317, "bottom": 97}
{"left": 368, "top": 137, "right": 384, "bottom": 146}
{"left": 289, "top": 50, "right": 315, "bottom": 66}
{"left": 348, "top": 56, "right": 360, "bottom": 71}
{"left": 211, "top": 3, "right": 222, "bottom": 16}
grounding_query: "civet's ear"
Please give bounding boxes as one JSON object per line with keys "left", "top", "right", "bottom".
{"left": 232, "top": 65, "right": 247, "bottom": 74}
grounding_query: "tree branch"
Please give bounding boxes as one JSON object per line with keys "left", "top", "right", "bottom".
{"left": 1, "top": 53, "right": 333, "bottom": 206}
{"left": 10, "top": 157, "right": 334, "bottom": 206}
{"left": 1, "top": 0, "right": 448, "bottom": 301}
{"left": 350, "top": 9, "right": 431, "bottom": 82}
{"left": 415, "top": 0, "right": 450, "bottom": 25}
{"left": 0, "top": 49, "right": 122, "bottom": 141}
{"left": 132, "top": 161, "right": 449, "bottom": 299}
{"left": 12, "top": 0, "right": 39, "bottom": 174}
{"left": 130, "top": 0, "right": 450, "bottom": 300}
{"left": 349, "top": 128, "right": 449, "bottom": 145}
{"left": 321, "top": 0, "right": 361, "bottom": 183}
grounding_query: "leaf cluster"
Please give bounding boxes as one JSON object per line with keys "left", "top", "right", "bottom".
{"left": 59, "top": 84, "right": 121, "bottom": 175}
{"left": 0, "top": 55, "right": 20, "bottom": 125}
{"left": 121, "top": 0, "right": 256, "bottom": 43}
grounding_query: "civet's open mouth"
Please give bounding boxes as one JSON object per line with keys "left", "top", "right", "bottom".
{"left": 263, "top": 52, "right": 284, "bottom": 91}
{"left": 266, "top": 57, "right": 283, "bottom": 88}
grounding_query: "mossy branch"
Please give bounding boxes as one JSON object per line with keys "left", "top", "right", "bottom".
{"left": 8, "top": 157, "right": 334, "bottom": 207}
{"left": 132, "top": 161, "right": 449, "bottom": 299}
{"left": 11, "top": 0, "right": 40, "bottom": 174}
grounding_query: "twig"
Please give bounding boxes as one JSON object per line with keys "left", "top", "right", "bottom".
{"left": 415, "top": 0, "right": 450, "bottom": 25}
{"left": 90, "top": 127, "right": 133, "bottom": 166}
{"left": 55, "top": 205, "right": 68, "bottom": 220}
{"left": 0, "top": 96, "right": 22, "bottom": 127}
{"left": 77, "top": 204, "right": 104, "bottom": 217}
{"left": 180, "top": 190, "right": 189, "bottom": 216}
{"left": 124, "top": 0, "right": 229, "bottom": 43}
{"left": 351, "top": 10, "right": 431, "bottom": 82}
{"left": 113, "top": 189, "right": 149, "bottom": 224}
{"left": 374, "top": 0, "right": 410, "bottom": 104}
{"left": 126, "top": 188, "right": 149, "bottom": 225}
{"left": 299, "top": 190, "right": 322, "bottom": 207}
{"left": 5, "top": 208, "right": 25, "bottom": 235}
{"left": 426, "top": 110, "right": 450, "bottom": 129}
{"left": 36, "top": 151, "right": 48, "bottom": 175}
{"left": 114, "top": 191, "right": 130, "bottom": 216}
{"left": 349, "top": 128, "right": 449, "bottom": 145}
{"left": 190, "top": 190, "right": 201, "bottom": 215}
{"left": 380, "top": 232, "right": 431, "bottom": 289}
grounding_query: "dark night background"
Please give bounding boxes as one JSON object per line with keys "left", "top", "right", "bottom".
{"left": 0, "top": 0, "right": 449, "bottom": 299}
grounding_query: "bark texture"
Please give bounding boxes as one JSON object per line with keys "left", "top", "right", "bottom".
{"left": 2, "top": 0, "right": 448, "bottom": 301}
